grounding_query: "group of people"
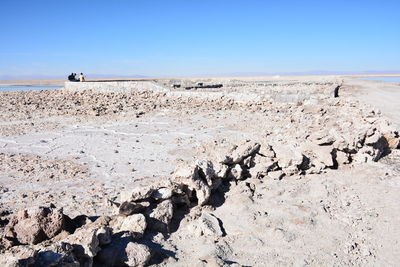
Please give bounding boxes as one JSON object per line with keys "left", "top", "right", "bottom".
{"left": 68, "top": 73, "right": 85, "bottom": 82}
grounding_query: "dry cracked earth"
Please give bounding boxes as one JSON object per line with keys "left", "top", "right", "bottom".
{"left": 0, "top": 77, "right": 399, "bottom": 266}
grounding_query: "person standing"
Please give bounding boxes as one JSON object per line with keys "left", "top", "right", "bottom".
{"left": 79, "top": 73, "right": 85, "bottom": 82}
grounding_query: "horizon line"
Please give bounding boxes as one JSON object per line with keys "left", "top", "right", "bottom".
{"left": 1, "top": 70, "right": 400, "bottom": 81}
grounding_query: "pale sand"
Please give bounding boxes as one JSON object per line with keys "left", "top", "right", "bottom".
{"left": 346, "top": 78, "right": 400, "bottom": 127}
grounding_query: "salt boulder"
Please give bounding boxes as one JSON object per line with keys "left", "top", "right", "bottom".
{"left": 364, "top": 131, "right": 382, "bottom": 146}
{"left": 214, "top": 163, "right": 229, "bottom": 179}
{"left": 258, "top": 143, "right": 276, "bottom": 158}
{"left": 309, "top": 131, "right": 336, "bottom": 146}
{"left": 119, "top": 201, "right": 148, "bottom": 216}
{"left": 110, "top": 214, "right": 147, "bottom": 238}
{"left": 196, "top": 160, "right": 217, "bottom": 186}
{"left": 95, "top": 240, "right": 151, "bottom": 267}
{"left": 223, "top": 142, "right": 261, "bottom": 164}
{"left": 61, "top": 226, "right": 108, "bottom": 259}
{"left": 364, "top": 131, "right": 389, "bottom": 161}
{"left": 249, "top": 156, "right": 278, "bottom": 178}
{"left": 146, "top": 199, "right": 174, "bottom": 232}
{"left": 273, "top": 143, "right": 304, "bottom": 169}
{"left": 195, "top": 212, "right": 224, "bottom": 238}
{"left": 151, "top": 188, "right": 173, "bottom": 200}
{"left": 229, "top": 164, "right": 244, "bottom": 180}
{"left": 124, "top": 242, "right": 152, "bottom": 267}
{"left": 120, "top": 179, "right": 174, "bottom": 203}
{"left": 31, "top": 242, "right": 81, "bottom": 267}
{"left": 3, "top": 206, "right": 70, "bottom": 245}
{"left": 313, "top": 146, "right": 335, "bottom": 167}
{"left": 301, "top": 142, "right": 335, "bottom": 168}
{"left": 243, "top": 155, "right": 255, "bottom": 169}
{"left": 173, "top": 164, "right": 212, "bottom": 206}
{"left": 335, "top": 150, "right": 350, "bottom": 165}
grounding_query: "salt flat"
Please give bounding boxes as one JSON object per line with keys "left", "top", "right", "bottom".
{"left": 0, "top": 76, "right": 399, "bottom": 266}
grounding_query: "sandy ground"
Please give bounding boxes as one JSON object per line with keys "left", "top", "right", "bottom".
{"left": 0, "top": 110, "right": 264, "bottom": 217}
{"left": 0, "top": 76, "right": 399, "bottom": 266}
{"left": 345, "top": 79, "right": 400, "bottom": 127}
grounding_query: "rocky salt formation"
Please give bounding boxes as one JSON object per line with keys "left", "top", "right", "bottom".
{"left": 0, "top": 79, "right": 339, "bottom": 135}
{"left": 1, "top": 78, "right": 400, "bottom": 265}
{"left": 1, "top": 130, "right": 399, "bottom": 266}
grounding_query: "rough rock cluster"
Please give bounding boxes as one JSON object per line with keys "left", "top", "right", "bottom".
{"left": 1, "top": 131, "right": 399, "bottom": 265}
{"left": 0, "top": 80, "right": 338, "bottom": 133}
{"left": 1, "top": 79, "right": 400, "bottom": 265}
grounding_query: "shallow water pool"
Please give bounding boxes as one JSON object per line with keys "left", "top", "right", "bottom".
{"left": 0, "top": 85, "right": 63, "bottom": 92}
{"left": 359, "top": 76, "right": 400, "bottom": 83}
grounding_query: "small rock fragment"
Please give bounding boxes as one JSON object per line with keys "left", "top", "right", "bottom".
{"left": 229, "top": 164, "right": 244, "bottom": 180}
{"left": 196, "top": 212, "right": 224, "bottom": 238}
{"left": 268, "top": 170, "right": 285, "bottom": 180}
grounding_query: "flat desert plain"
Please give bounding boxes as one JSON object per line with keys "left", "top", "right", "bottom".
{"left": 0, "top": 76, "right": 400, "bottom": 266}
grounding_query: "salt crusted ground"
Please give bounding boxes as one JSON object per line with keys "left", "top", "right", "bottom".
{"left": 0, "top": 76, "right": 399, "bottom": 266}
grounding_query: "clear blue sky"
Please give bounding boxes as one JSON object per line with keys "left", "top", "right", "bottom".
{"left": 1, "top": 0, "right": 399, "bottom": 78}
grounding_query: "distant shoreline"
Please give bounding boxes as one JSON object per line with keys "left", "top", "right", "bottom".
{"left": 1, "top": 73, "right": 400, "bottom": 86}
